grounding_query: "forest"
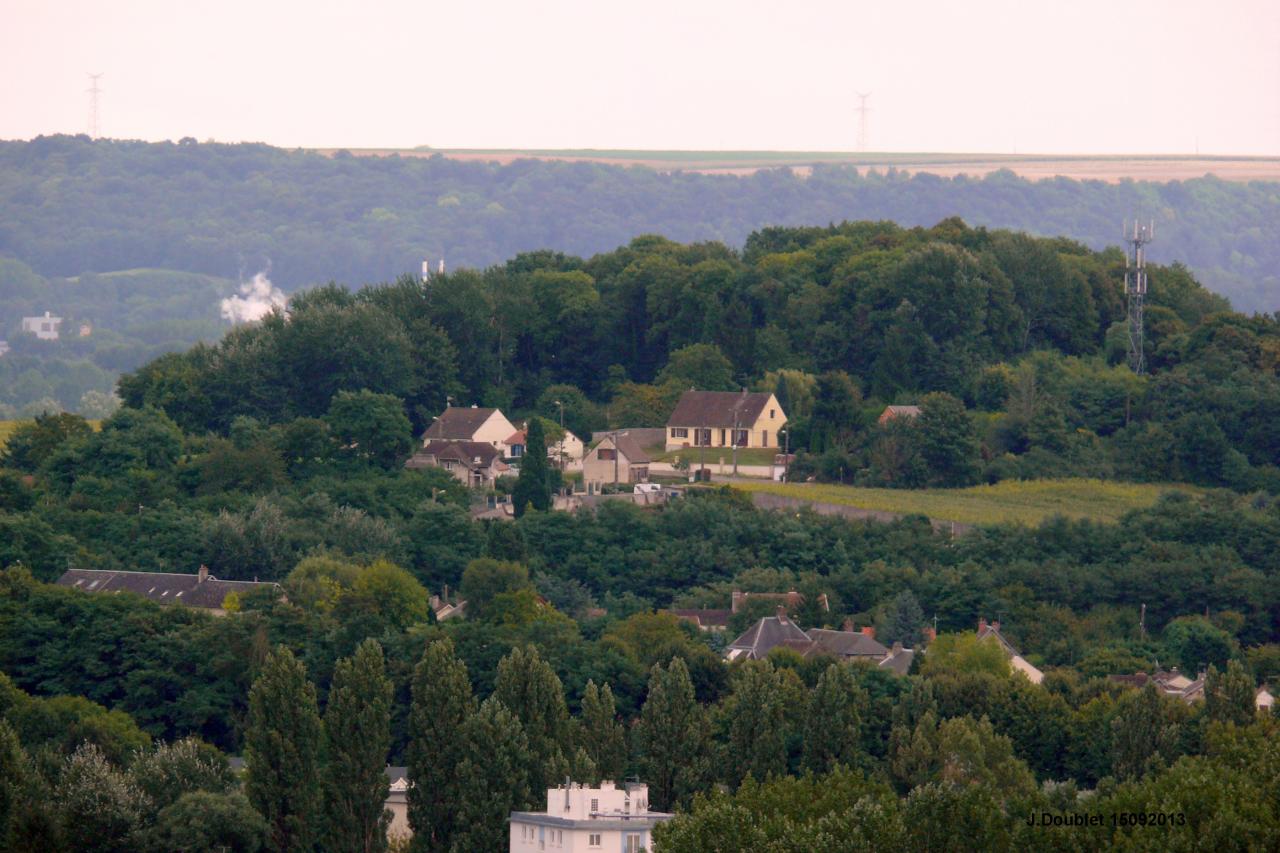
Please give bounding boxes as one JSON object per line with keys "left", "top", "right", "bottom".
{"left": 1, "top": 216, "right": 1279, "bottom": 850}
{"left": 1, "top": 135, "right": 1278, "bottom": 314}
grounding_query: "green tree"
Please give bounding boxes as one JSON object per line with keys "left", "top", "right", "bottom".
{"left": 876, "top": 590, "right": 926, "bottom": 647}
{"left": 1203, "top": 660, "right": 1257, "bottom": 727}
{"left": 0, "top": 411, "right": 92, "bottom": 471}
{"left": 323, "top": 639, "right": 393, "bottom": 853}
{"left": 512, "top": 417, "right": 552, "bottom": 518}
{"left": 723, "top": 659, "right": 790, "bottom": 787}
{"left": 633, "top": 658, "right": 710, "bottom": 812}
{"left": 1110, "top": 684, "right": 1184, "bottom": 781}
{"left": 407, "top": 639, "right": 475, "bottom": 853}
{"left": 576, "top": 680, "right": 627, "bottom": 784}
{"left": 140, "top": 791, "right": 269, "bottom": 853}
{"left": 244, "top": 646, "right": 324, "bottom": 853}
{"left": 326, "top": 389, "right": 413, "bottom": 469}
{"left": 128, "top": 738, "right": 237, "bottom": 812}
{"left": 55, "top": 742, "right": 148, "bottom": 853}
{"left": 458, "top": 558, "right": 531, "bottom": 620}
{"left": 1163, "top": 617, "right": 1235, "bottom": 673}
{"left": 917, "top": 633, "right": 1011, "bottom": 679}
{"left": 447, "top": 698, "right": 531, "bottom": 853}
{"left": 802, "top": 663, "right": 868, "bottom": 775}
{"left": 656, "top": 343, "right": 736, "bottom": 391}
{"left": 493, "top": 646, "right": 571, "bottom": 800}
{"left": 916, "top": 391, "right": 980, "bottom": 487}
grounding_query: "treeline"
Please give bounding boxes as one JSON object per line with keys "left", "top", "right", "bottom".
{"left": 115, "top": 222, "right": 1280, "bottom": 491}
{"left": 4, "top": 592, "right": 1278, "bottom": 851}
{"left": 3, "top": 135, "right": 1279, "bottom": 313}
{"left": 0, "top": 260, "right": 233, "bottom": 414}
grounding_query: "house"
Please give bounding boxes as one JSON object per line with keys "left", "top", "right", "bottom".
{"left": 505, "top": 427, "right": 586, "bottom": 468}
{"left": 1257, "top": 686, "right": 1275, "bottom": 712}
{"left": 807, "top": 625, "right": 889, "bottom": 660}
{"left": 665, "top": 390, "right": 786, "bottom": 451}
{"left": 56, "top": 566, "right": 280, "bottom": 616}
{"left": 665, "top": 608, "right": 732, "bottom": 632}
{"left": 878, "top": 405, "right": 921, "bottom": 425}
{"left": 405, "top": 440, "right": 510, "bottom": 487}
{"left": 386, "top": 767, "right": 411, "bottom": 843}
{"left": 976, "top": 618, "right": 1044, "bottom": 684}
{"left": 725, "top": 609, "right": 813, "bottom": 661}
{"left": 879, "top": 643, "right": 916, "bottom": 676}
{"left": 21, "top": 311, "right": 62, "bottom": 341}
{"left": 509, "top": 780, "right": 672, "bottom": 853}
{"left": 583, "top": 433, "right": 650, "bottom": 494}
{"left": 420, "top": 405, "right": 517, "bottom": 450}
{"left": 430, "top": 590, "right": 467, "bottom": 622}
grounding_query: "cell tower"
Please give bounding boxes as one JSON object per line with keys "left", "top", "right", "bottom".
{"left": 87, "top": 73, "right": 104, "bottom": 138}
{"left": 855, "top": 92, "right": 871, "bottom": 152}
{"left": 1123, "top": 219, "right": 1154, "bottom": 374}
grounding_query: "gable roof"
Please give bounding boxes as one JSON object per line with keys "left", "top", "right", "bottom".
{"left": 725, "top": 614, "right": 812, "bottom": 661}
{"left": 806, "top": 628, "right": 889, "bottom": 658}
{"left": 593, "top": 433, "right": 650, "bottom": 464}
{"left": 667, "top": 391, "right": 776, "bottom": 429}
{"left": 57, "top": 569, "right": 277, "bottom": 610}
{"left": 879, "top": 645, "right": 915, "bottom": 676}
{"left": 880, "top": 405, "right": 922, "bottom": 420}
{"left": 421, "top": 407, "right": 500, "bottom": 441}
{"left": 666, "top": 608, "right": 732, "bottom": 630}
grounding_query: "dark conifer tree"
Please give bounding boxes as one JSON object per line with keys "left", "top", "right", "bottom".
{"left": 323, "top": 639, "right": 393, "bottom": 853}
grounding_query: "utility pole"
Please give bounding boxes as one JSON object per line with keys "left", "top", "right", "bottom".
{"left": 855, "top": 92, "right": 871, "bottom": 152}
{"left": 554, "top": 400, "right": 565, "bottom": 471}
{"left": 87, "top": 73, "right": 104, "bottom": 138}
{"left": 1123, "top": 219, "right": 1154, "bottom": 374}
{"left": 732, "top": 408, "right": 740, "bottom": 477}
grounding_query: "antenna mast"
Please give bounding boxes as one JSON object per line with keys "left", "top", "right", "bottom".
{"left": 1123, "top": 219, "right": 1154, "bottom": 374}
{"left": 87, "top": 73, "right": 104, "bottom": 138}
{"left": 855, "top": 92, "right": 871, "bottom": 152}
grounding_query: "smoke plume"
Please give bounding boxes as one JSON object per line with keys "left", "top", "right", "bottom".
{"left": 221, "top": 271, "right": 287, "bottom": 323}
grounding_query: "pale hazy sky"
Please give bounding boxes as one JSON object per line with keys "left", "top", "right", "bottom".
{"left": 3, "top": 0, "right": 1278, "bottom": 154}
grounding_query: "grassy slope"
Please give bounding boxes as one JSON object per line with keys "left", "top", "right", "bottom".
{"left": 732, "top": 478, "right": 1200, "bottom": 526}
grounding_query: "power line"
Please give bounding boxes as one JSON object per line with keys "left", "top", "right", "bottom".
{"left": 855, "top": 92, "right": 871, "bottom": 152}
{"left": 87, "top": 73, "right": 104, "bottom": 138}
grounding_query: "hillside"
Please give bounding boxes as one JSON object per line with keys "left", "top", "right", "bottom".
{"left": 1, "top": 136, "right": 1278, "bottom": 313}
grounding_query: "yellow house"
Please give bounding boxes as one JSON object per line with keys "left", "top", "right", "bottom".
{"left": 665, "top": 390, "right": 787, "bottom": 451}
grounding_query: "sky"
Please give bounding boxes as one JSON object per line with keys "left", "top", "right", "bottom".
{"left": 2, "top": 0, "right": 1278, "bottom": 154}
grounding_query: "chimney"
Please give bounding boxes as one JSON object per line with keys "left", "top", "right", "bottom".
{"left": 861, "top": 626, "right": 875, "bottom": 639}
{"left": 978, "top": 617, "right": 987, "bottom": 633}
{"left": 443, "top": 583, "right": 449, "bottom": 603}
{"left": 775, "top": 605, "right": 787, "bottom": 621}
{"left": 197, "top": 564, "right": 208, "bottom": 584}
{"left": 731, "top": 591, "right": 744, "bottom": 613}
{"left": 891, "top": 641, "right": 903, "bottom": 653}
{"left": 842, "top": 617, "right": 854, "bottom": 632}
{"left": 991, "top": 620, "right": 1001, "bottom": 632}
{"left": 923, "top": 626, "right": 937, "bottom": 644}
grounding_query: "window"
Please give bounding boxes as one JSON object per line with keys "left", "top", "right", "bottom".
{"left": 590, "top": 798, "right": 599, "bottom": 813}
{"left": 598, "top": 448, "right": 616, "bottom": 460}
{"left": 694, "top": 428, "right": 712, "bottom": 446}
{"left": 762, "top": 431, "right": 768, "bottom": 446}
{"left": 589, "top": 834, "right": 602, "bottom": 847}
{"left": 671, "top": 427, "right": 688, "bottom": 438}
{"left": 624, "top": 797, "right": 631, "bottom": 814}
{"left": 732, "top": 429, "right": 748, "bottom": 446}
{"left": 512, "top": 445, "right": 523, "bottom": 457}
{"left": 770, "top": 409, "right": 776, "bottom": 418}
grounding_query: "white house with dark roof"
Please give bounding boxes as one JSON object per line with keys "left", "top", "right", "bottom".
{"left": 510, "top": 781, "right": 671, "bottom": 853}
{"left": 405, "top": 440, "right": 510, "bottom": 487}
{"left": 56, "top": 567, "right": 280, "bottom": 615}
{"left": 420, "top": 405, "right": 518, "bottom": 450}
{"left": 583, "top": 433, "right": 650, "bottom": 493}
{"left": 665, "top": 390, "right": 786, "bottom": 451}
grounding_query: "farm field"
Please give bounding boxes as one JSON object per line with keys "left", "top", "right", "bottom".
{"left": 732, "top": 478, "right": 1202, "bottom": 527}
{"left": 312, "top": 148, "right": 1280, "bottom": 183}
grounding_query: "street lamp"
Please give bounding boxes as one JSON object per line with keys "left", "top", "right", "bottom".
{"left": 778, "top": 428, "right": 789, "bottom": 482}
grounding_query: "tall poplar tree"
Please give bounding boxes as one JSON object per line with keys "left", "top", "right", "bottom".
{"left": 447, "top": 698, "right": 531, "bottom": 853}
{"left": 802, "top": 663, "right": 868, "bottom": 775}
{"left": 633, "top": 658, "right": 710, "bottom": 812}
{"left": 494, "top": 645, "right": 570, "bottom": 800}
{"left": 1204, "top": 660, "right": 1257, "bottom": 726}
{"left": 245, "top": 646, "right": 324, "bottom": 853}
{"left": 512, "top": 418, "right": 551, "bottom": 517}
{"left": 407, "top": 639, "right": 475, "bottom": 853}
{"left": 577, "top": 680, "right": 627, "bottom": 784}
{"left": 323, "top": 639, "right": 393, "bottom": 853}
{"left": 723, "top": 660, "right": 789, "bottom": 788}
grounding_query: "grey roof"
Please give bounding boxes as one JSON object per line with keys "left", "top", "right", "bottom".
{"left": 806, "top": 628, "right": 889, "bottom": 658}
{"left": 976, "top": 623, "right": 1021, "bottom": 656}
{"left": 879, "top": 646, "right": 915, "bottom": 676}
{"left": 882, "top": 405, "right": 922, "bottom": 419}
{"left": 56, "top": 569, "right": 278, "bottom": 610}
{"left": 667, "top": 391, "right": 775, "bottom": 429}
{"left": 422, "top": 440, "right": 503, "bottom": 465}
{"left": 726, "top": 614, "right": 812, "bottom": 660}
{"left": 421, "top": 407, "right": 499, "bottom": 441}
{"left": 593, "top": 433, "right": 650, "bottom": 464}
{"left": 667, "top": 608, "right": 732, "bottom": 629}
